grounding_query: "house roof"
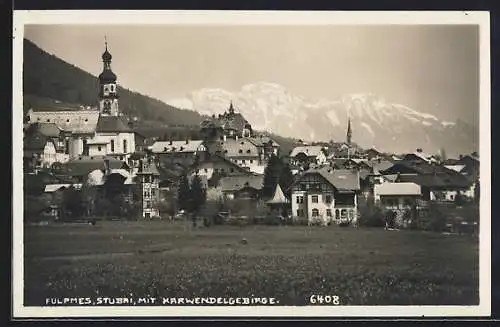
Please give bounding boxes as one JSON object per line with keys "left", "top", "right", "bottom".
{"left": 290, "top": 146, "right": 324, "bottom": 158}
{"left": 62, "top": 155, "right": 124, "bottom": 177}
{"left": 96, "top": 116, "right": 133, "bottom": 133}
{"left": 371, "top": 160, "right": 395, "bottom": 175}
{"left": 298, "top": 167, "right": 360, "bottom": 191}
{"left": 137, "top": 161, "right": 160, "bottom": 175}
{"left": 246, "top": 135, "right": 279, "bottom": 148}
{"left": 221, "top": 138, "right": 259, "bottom": 157}
{"left": 87, "top": 136, "right": 109, "bottom": 145}
{"left": 26, "top": 122, "right": 62, "bottom": 138}
{"left": 396, "top": 173, "right": 471, "bottom": 189}
{"left": 444, "top": 164, "right": 467, "bottom": 173}
{"left": 44, "top": 183, "right": 83, "bottom": 193}
{"left": 219, "top": 175, "right": 264, "bottom": 192}
{"left": 24, "top": 132, "right": 54, "bottom": 151}
{"left": 374, "top": 182, "right": 421, "bottom": 196}
{"left": 149, "top": 140, "right": 204, "bottom": 154}
{"left": 28, "top": 110, "right": 100, "bottom": 134}
{"left": 267, "top": 183, "right": 289, "bottom": 204}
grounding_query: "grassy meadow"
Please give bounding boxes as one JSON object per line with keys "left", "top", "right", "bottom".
{"left": 23, "top": 221, "right": 479, "bottom": 306}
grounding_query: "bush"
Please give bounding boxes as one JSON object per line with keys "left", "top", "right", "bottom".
{"left": 421, "top": 203, "right": 448, "bottom": 232}
{"left": 263, "top": 215, "right": 282, "bottom": 226}
{"left": 358, "top": 202, "right": 386, "bottom": 227}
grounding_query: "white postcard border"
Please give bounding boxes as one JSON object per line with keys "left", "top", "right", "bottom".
{"left": 12, "top": 10, "right": 491, "bottom": 318}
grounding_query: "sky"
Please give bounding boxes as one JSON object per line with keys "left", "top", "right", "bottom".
{"left": 24, "top": 24, "right": 479, "bottom": 125}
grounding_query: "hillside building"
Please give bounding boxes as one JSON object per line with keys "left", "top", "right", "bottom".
{"left": 25, "top": 41, "right": 137, "bottom": 165}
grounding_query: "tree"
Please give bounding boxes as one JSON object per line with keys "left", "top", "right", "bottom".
{"left": 262, "top": 154, "right": 282, "bottom": 199}
{"left": 177, "top": 173, "right": 191, "bottom": 212}
{"left": 278, "top": 161, "right": 295, "bottom": 199}
{"left": 190, "top": 174, "right": 207, "bottom": 227}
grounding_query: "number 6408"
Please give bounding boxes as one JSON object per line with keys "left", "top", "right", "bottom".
{"left": 309, "top": 295, "right": 340, "bottom": 305}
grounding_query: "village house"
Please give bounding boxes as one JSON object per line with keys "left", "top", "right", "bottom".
{"left": 149, "top": 139, "right": 205, "bottom": 169}
{"left": 373, "top": 182, "right": 424, "bottom": 228}
{"left": 190, "top": 153, "right": 256, "bottom": 187}
{"left": 290, "top": 167, "right": 360, "bottom": 225}
{"left": 289, "top": 145, "right": 328, "bottom": 168}
{"left": 24, "top": 132, "right": 58, "bottom": 171}
{"left": 380, "top": 161, "right": 473, "bottom": 202}
{"left": 220, "top": 138, "right": 265, "bottom": 174}
{"left": 218, "top": 175, "right": 264, "bottom": 200}
{"left": 26, "top": 42, "right": 137, "bottom": 164}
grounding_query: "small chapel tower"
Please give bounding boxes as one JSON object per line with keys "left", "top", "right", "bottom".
{"left": 98, "top": 38, "right": 120, "bottom": 116}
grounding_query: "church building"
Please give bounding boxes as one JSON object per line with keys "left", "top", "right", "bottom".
{"left": 26, "top": 41, "right": 136, "bottom": 164}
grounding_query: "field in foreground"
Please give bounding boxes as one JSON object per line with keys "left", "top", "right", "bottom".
{"left": 24, "top": 221, "right": 479, "bottom": 306}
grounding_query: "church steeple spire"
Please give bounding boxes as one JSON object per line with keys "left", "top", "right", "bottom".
{"left": 346, "top": 115, "right": 352, "bottom": 145}
{"left": 228, "top": 101, "right": 235, "bottom": 115}
{"left": 98, "top": 38, "right": 119, "bottom": 116}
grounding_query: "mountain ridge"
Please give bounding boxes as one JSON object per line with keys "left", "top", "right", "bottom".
{"left": 166, "top": 82, "right": 478, "bottom": 157}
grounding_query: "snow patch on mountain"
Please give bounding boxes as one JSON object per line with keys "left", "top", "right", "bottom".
{"left": 164, "top": 82, "right": 476, "bottom": 155}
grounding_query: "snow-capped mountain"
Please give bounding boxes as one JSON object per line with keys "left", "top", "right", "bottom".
{"left": 166, "top": 82, "right": 478, "bottom": 156}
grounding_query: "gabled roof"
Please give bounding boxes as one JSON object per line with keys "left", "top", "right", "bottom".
{"left": 44, "top": 183, "right": 83, "bottom": 193}
{"left": 221, "top": 138, "right": 259, "bottom": 157}
{"left": 290, "top": 146, "right": 324, "bottom": 158}
{"left": 296, "top": 167, "right": 360, "bottom": 191}
{"left": 149, "top": 140, "right": 204, "bottom": 154}
{"left": 96, "top": 116, "right": 133, "bottom": 133}
{"left": 24, "top": 132, "right": 55, "bottom": 151}
{"left": 62, "top": 155, "right": 124, "bottom": 177}
{"left": 25, "top": 122, "right": 62, "bottom": 138}
{"left": 374, "top": 182, "right": 421, "bottom": 196}
{"left": 219, "top": 175, "right": 264, "bottom": 192}
{"left": 267, "top": 183, "right": 289, "bottom": 204}
{"left": 246, "top": 135, "right": 279, "bottom": 147}
{"left": 396, "top": 173, "right": 471, "bottom": 189}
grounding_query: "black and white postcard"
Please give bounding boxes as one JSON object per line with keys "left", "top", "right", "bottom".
{"left": 12, "top": 10, "right": 491, "bottom": 318}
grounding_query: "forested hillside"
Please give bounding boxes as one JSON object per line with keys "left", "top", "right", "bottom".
{"left": 23, "top": 39, "right": 204, "bottom": 126}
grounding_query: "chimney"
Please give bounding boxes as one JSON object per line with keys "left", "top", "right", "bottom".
{"left": 104, "top": 158, "right": 111, "bottom": 176}
{"left": 169, "top": 139, "right": 173, "bottom": 145}
{"left": 185, "top": 138, "right": 189, "bottom": 144}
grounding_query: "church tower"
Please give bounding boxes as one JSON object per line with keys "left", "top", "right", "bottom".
{"left": 98, "top": 39, "right": 120, "bottom": 116}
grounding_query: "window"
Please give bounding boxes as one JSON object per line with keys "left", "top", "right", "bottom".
{"left": 335, "top": 209, "right": 340, "bottom": 220}
{"left": 326, "top": 209, "right": 332, "bottom": 217}
{"left": 246, "top": 149, "right": 251, "bottom": 153}
{"left": 66, "top": 119, "right": 70, "bottom": 123}
{"left": 300, "top": 184, "right": 307, "bottom": 191}
{"left": 242, "top": 160, "right": 246, "bottom": 164}
{"left": 204, "top": 168, "right": 208, "bottom": 173}
{"left": 250, "top": 160, "right": 253, "bottom": 164}
{"left": 325, "top": 195, "right": 332, "bottom": 203}
{"left": 123, "top": 140, "right": 128, "bottom": 153}
{"left": 239, "top": 149, "right": 243, "bottom": 153}
{"left": 312, "top": 209, "right": 319, "bottom": 217}
{"left": 98, "top": 146, "right": 102, "bottom": 152}
{"left": 82, "top": 139, "right": 89, "bottom": 156}
{"left": 110, "top": 140, "right": 115, "bottom": 152}
{"left": 230, "top": 168, "right": 234, "bottom": 173}
{"left": 341, "top": 209, "right": 347, "bottom": 219}
{"left": 46, "top": 119, "right": 50, "bottom": 122}
{"left": 110, "top": 85, "right": 115, "bottom": 92}
{"left": 295, "top": 196, "right": 304, "bottom": 204}
{"left": 312, "top": 195, "right": 319, "bottom": 203}
{"left": 146, "top": 201, "right": 151, "bottom": 208}
{"left": 296, "top": 209, "right": 301, "bottom": 217}
{"left": 65, "top": 140, "right": 69, "bottom": 154}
